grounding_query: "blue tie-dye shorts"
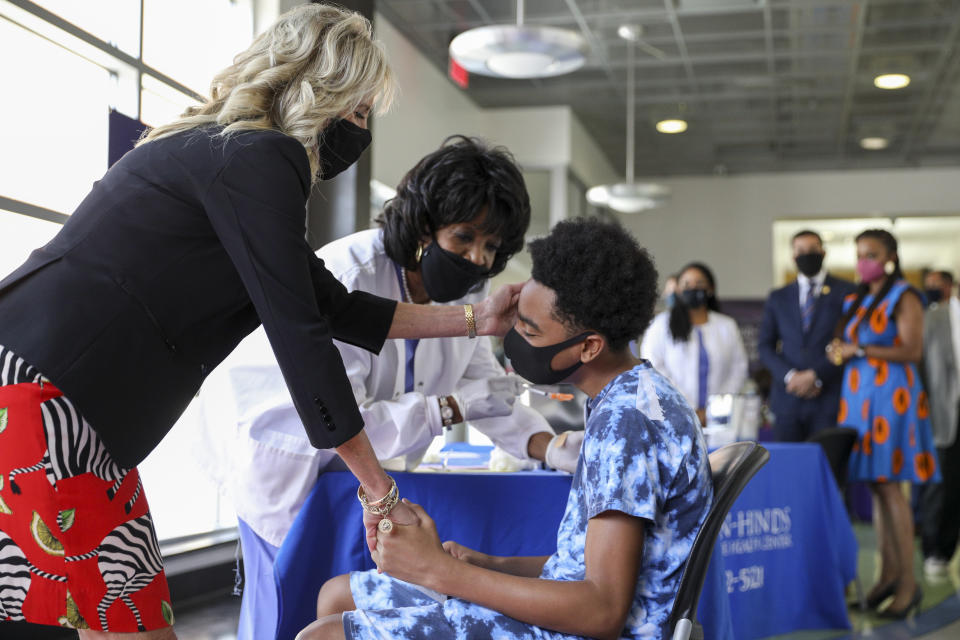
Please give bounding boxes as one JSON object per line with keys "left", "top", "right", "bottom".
{"left": 343, "top": 569, "right": 590, "bottom": 640}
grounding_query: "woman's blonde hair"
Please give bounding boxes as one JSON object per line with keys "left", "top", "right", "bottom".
{"left": 138, "top": 3, "right": 396, "bottom": 180}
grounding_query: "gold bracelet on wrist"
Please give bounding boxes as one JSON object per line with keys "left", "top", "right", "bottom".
{"left": 357, "top": 476, "right": 399, "bottom": 516}
{"left": 464, "top": 304, "right": 477, "bottom": 339}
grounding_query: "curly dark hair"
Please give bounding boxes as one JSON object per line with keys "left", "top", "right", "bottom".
{"left": 528, "top": 218, "right": 658, "bottom": 352}
{"left": 376, "top": 135, "right": 530, "bottom": 276}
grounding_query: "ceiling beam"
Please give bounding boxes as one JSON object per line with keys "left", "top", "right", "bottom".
{"left": 836, "top": 1, "right": 868, "bottom": 157}
{"left": 900, "top": 5, "right": 960, "bottom": 160}
{"left": 563, "top": 0, "right": 618, "bottom": 88}
{"left": 762, "top": 0, "right": 781, "bottom": 158}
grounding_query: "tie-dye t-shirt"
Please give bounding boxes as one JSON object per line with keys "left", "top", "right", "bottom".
{"left": 540, "top": 362, "right": 712, "bottom": 638}
{"left": 343, "top": 362, "right": 711, "bottom": 640}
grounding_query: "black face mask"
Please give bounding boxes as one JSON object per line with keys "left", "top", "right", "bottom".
{"left": 925, "top": 289, "right": 943, "bottom": 304}
{"left": 419, "top": 241, "right": 489, "bottom": 302}
{"left": 317, "top": 118, "right": 371, "bottom": 180}
{"left": 503, "top": 328, "right": 594, "bottom": 385}
{"left": 680, "top": 288, "right": 710, "bottom": 309}
{"left": 795, "top": 252, "right": 825, "bottom": 277}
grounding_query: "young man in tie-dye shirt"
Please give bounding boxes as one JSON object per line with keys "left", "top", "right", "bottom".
{"left": 299, "top": 219, "right": 713, "bottom": 640}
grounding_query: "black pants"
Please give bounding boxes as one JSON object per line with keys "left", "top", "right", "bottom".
{"left": 920, "top": 409, "right": 960, "bottom": 561}
{"left": 773, "top": 393, "right": 840, "bottom": 443}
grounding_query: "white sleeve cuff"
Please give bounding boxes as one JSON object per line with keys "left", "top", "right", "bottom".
{"left": 784, "top": 369, "right": 797, "bottom": 384}
{"left": 425, "top": 395, "right": 444, "bottom": 437}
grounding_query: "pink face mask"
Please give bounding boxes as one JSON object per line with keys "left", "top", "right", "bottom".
{"left": 857, "top": 258, "right": 886, "bottom": 283}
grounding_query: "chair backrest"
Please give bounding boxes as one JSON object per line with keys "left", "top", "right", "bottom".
{"left": 667, "top": 442, "right": 770, "bottom": 638}
{"left": 806, "top": 427, "right": 857, "bottom": 490}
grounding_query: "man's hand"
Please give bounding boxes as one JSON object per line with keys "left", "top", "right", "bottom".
{"left": 544, "top": 430, "right": 584, "bottom": 473}
{"left": 363, "top": 499, "right": 419, "bottom": 554}
{"left": 474, "top": 283, "right": 523, "bottom": 337}
{"left": 785, "top": 369, "right": 821, "bottom": 399}
{"left": 442, "top": 540, "right": 493, "bottom": 569}
{"left": 372, "top": 500, "right": 450, "bottom": 585}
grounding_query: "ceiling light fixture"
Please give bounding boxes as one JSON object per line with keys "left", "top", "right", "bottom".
{"left": 586, "top": 26, "right": 670, "bottom": 214}
{"left": 448, "top": 0, "right": 588, "bottom": 79}
{"left": 859, "top": 137, "right": 889, "bottom": 150}
{"left": 873, "top": 73, "right": 910, "bottom": 90}
{"left": 656, "top": 118, "right": 688, "bottom": 134}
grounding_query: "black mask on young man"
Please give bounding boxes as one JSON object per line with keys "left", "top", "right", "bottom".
{"left": 795, "top": 252, "right": 825, "bottom": 278}
{"left": 503, "top": 328, "right": 594, "bottom": 385}
{"left": 317, "top": 119, "right": 371, "bottom": 180}
{"left": 680, "top": 288, "right": 710, "bottom": 309}
{"left": 925, "top": 289, "right": 943, "bottom": 304}
{"left": 419, "top": 242, "right": 489, "bottom": 302}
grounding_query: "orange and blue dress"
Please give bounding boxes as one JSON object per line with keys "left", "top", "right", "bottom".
{"left": 839, "top": 280, "right": 940, "bottom": 484}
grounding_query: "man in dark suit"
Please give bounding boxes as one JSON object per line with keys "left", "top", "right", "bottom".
{"left": 759, "top": 230, "right": 857, "bottom": 441}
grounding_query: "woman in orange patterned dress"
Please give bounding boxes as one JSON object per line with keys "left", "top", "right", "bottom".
{"left": 829, "top": 229, "right": 938, "bottom": 618}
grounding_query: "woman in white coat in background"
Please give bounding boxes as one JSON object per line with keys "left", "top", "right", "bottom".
{"left": 199, "top": 136, "right": 581, "bottom": 640}
{"left": 641, "top": 261, "right": 748, "bottom": 425}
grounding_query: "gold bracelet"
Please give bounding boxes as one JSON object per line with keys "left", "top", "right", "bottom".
{"left": 464, "top": 304, "right": 477, "bottom": 339}
{"left": 357, "top": 476, "right": 399, "bottom": 516}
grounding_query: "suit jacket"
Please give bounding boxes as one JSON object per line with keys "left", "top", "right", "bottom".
{"left": 0, "top": 126, "right": 395, "bottom": 468}
{"left": 758, "top": 274, "right": 857, "bottom": 418}
{"left": 922, "top": 303, "right": 960, "bottom": 447}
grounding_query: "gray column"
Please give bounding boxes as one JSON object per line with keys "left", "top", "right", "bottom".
{"left": 306, "top": 153, "right": 372, "bottom": 250}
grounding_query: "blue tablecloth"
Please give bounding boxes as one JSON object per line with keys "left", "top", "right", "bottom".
{"left": 272, "top": 443, "right": 855, "bottom": 640}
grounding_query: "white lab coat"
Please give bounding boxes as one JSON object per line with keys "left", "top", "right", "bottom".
{"left": 640, "top": 310, "right": 748, "bottom": 409}
{"left": 197, "top": 229, "right": 552, "bottom": 547}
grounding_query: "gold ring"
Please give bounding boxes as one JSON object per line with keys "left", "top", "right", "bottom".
{"left": 378, "top": 519, "right": 393, "bottom": 534}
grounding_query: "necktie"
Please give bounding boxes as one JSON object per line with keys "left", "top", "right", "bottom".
{"left": 802, "top": 284, "right": 817, "bottom": 333}
{"left": 696, "top": 328, "right": 709, "bottom": 409}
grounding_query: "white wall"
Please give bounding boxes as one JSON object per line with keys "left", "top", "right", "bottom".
{"left": 569, "top": 112, "right": 620, "bottom": 188}
{"left": 617, "top": 167, "right": 960, "bottom": 299}
{"left": 371, "top": 14, "right": 485, "bottom": 189}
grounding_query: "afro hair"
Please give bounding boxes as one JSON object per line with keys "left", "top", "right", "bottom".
{"left": 528, "top": 218, "right": 658, "bottom": 352}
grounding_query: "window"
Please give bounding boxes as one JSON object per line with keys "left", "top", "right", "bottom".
{"left": 0, "top": 210, "right": 61, "bottom": 278}
{"left": 140, "top": 74, "right": 202, "bottom": 128}
{"left": 0, "top": 0, "right": 254, "bottom": 544}
{"left": 0, "top": 17, "right": 110, "bottom": 213}
{"left": 34, "top": 0, "right": 141, "bottom": 55}
{"left": 142, "top": 0, "right": 254, "bottom": 97}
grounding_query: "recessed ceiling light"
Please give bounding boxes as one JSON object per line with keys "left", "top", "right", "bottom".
{"left": 873, "top": 73, "right": 910, "bottom": 90}
{"left": 860, "top": 137, "right": 889, "bottom": 150}
{"left": 617, "top": 25, "right": 640, "bottom": 41}
{"left": 656, "top": 119, "right": 688, "bottom": 134}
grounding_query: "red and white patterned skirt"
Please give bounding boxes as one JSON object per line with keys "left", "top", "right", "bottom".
{"left": 0, "top": 345, "right": 173, "bottom": 632}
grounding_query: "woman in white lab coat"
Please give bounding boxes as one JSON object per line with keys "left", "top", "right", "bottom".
{"left": 641, "top": 261, "right": 748, "bottom": 424}
{"left": 201, "top": 137, "right": 577, "bottom": 640}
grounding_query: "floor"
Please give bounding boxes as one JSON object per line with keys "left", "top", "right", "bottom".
{"left": 174, "top": 593, "right": 241, "bottom": 640}
{"left": 173, "top": 523, "right": 960, "bottom": 640}
{"left": 767, "top": 523, "right": 960, "bottom": 640}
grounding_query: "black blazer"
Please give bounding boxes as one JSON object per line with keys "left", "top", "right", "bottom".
{"left": 757, "top": 274, "right": 856, "bottom": 413}
{"left": 0, "top": 127, "right": 395, "bottom": 468}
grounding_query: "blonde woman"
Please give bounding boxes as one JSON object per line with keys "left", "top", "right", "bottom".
{"left": 0, "top": 5, "right": 516, "bottom": 639}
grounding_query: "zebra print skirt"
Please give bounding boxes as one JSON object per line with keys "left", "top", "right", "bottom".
{"left": 0, "top": 345, "right": 173, "bottom": 632}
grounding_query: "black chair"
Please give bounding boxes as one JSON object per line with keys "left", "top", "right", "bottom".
{"left": 667, "top": 442, "right": 770, "bottom": 640}
{"left": 806, "top": 427, "right": 858, "bottom": 493}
